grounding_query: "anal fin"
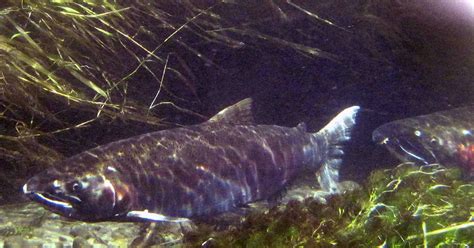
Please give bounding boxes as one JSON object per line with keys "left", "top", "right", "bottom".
{"left": 125, "top": 211, "right": 190, "bottom": 223}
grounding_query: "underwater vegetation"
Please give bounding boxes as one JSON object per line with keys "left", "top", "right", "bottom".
{"left": 185, "top": 163, "right": 473, "bottom": 247}
{"left": 0, "top": 0, "right": 345, "bottom": 135}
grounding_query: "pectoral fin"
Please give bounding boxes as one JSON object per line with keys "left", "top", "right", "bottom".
{"left": 125, "top": 211, "right": 190, "bottom": 223}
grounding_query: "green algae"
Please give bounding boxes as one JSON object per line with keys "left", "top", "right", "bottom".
{"left": 185, "top": 163, "right": 473, "bottom": 247}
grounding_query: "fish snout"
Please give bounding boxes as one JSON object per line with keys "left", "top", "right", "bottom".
{"left": 23, "top": 174, "right": 64, "bottom": 196}
{"left": 23, "top": 176, "right": 40, "bottom": 195}
{"left": 372, "top": 129, "right": 391, "bottom": 145}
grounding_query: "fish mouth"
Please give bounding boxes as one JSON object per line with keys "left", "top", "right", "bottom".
{"left": 379, "top": 137, "right": 438, "bottom": 165}
{"left": 23, "top": 184, "right": 75, "bottom": 217}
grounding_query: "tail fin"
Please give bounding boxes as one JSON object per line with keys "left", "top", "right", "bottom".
{"left": 315, "top": 106, "right": 360, "bottom": 193}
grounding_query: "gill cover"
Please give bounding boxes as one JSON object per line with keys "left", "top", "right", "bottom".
{"left": 23, "top": 165, "right": 129, "bottom": 221}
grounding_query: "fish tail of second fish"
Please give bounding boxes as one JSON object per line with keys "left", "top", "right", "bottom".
{"left": 314, "top": 106, "right": 360, "bottom": 194}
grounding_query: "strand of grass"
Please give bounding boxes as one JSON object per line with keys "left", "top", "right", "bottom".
{"left": 94, "top": 27, "right": 114, "bottom": 37}
{"left": 66, "top": 1, "right": 132, "bottom": 52}
{"left": 150, "top": 101, "right": 208, "bottom": 120}
{"left": 172, "top": 9, "right": 247, "bottom": 49}
{"left": 98, "top": 19, "right": 163, "bottom": 63}
{"left": 175, "top": 39, "right": 220, "bottom": 68}
{"left": 95, "top": 12, "right": 212, "bottom": 105}
{"left": 75, "top": 2, "right": 127, "bottom": 19}
{"left": 0, "top": 118, "right": 97, "bottom": 140}
{"left": 346, "top": 198, "right": 375, "bottom": 230}
{"left": 94, "top": 104, "right": 167, "bottom": 126}
{"left": 5, "top": 16, "right": 45, "bottom": 54}
{"left": 67, "top": 69, "right": 108, "bottom": 98}
{"left": 3, "top": 19, "right": 109, "bottom": 99}
{"left": 172, "top": 53, "right": 200, "bottom": 100}
{"left": 10, "top": 62, "right": 67, "bottom": 95}
{"left": 195, "top": 27, "right": 246, "bottom": 48}
{"left": 115, "top": 2, "right": 220, "bottom": 85}
{"left": 378, "top": 178, "right": 402, "bottom": 197}
{"left": 407, "top": 222, "right": 474, "bottom": 241}
{"left": 110, "top": 32, "right": 167, "bottom": 85}
{"left": 65, "top": 56, "right": 105, "bottom": 90}
{"left": 2, "top": 3, "right": 193, "bottom": 127}
{"left": 149, "top": 53, "right": 169, "bottom": 110}
{"left": 223, "top": 28, "right": 340, "bottom": 61}
{"left": 0, "top": 39, "right": 65, "bottom": 92}
{"left": 94, "top": 96, "right": 109, "bottom": 118}
{"left": 58, "top": 6, "right": 130, "bottom": 19}
{"left": 456, "top": 183, "right": 474, "bottom": 193}
{"left": 407, "top": 168, "right": 446, "bottom": 176}
{"left": 422, "top": 221, "right": 428, "bottom": 248}
{"left": 123, "top": 53, "right": 198, "bottom": 103}
{"left": 425, "top": 201, "right": 454, "bottom": 217}
{"left": 311, "top": 220, "right": 334, "bottom": 238}
{"left": 286, "top": 0, "right": 347, "bottom": 31}
{"left": 70, "top": 18, "right": 114, "bottom": 53}
{"left": 6, "top": 53, "right": 116, "bottom": 108}
{"left": 33, "top": 3, "right": 118, "bottom": 57}
{"left": 1, "top": 100, "right": 165, "bottom": 138}
{"left": 18, "top": 77, "right": 116, "bottom": 109}
{"left": 23, "top": 11, "right": 101, "bottom": 57}
{"left": 109, "top": 39, "right": 170, "bottom": 97}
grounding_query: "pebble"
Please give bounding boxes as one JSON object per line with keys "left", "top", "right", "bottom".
{"left": 3, "top": 236, "right": 27, "bottom": 248}
{"left": 0, "top": 203, "right": 145, "bottom": 247}
{"left": 72, "top": 237, "right": 92, "bottom": 248}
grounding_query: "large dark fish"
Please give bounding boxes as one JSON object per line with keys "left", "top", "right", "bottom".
{"left": 23, "top": 99, "right": 359, "bottom": 222}
{"left": 372, "top": 106, "right": 474, "bottom": 177}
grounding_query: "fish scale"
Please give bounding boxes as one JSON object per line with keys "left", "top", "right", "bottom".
{"left": 122, "top": 124, "right": 312, "bottom": 217}
{"left": 23, "top": 98, "right": 359, "bottom": 222}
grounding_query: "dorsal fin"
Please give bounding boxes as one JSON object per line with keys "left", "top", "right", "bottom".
{"left": 208, "top": 98, "right": 255, "bottom": 125}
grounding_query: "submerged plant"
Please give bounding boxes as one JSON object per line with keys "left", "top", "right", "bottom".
{"left": 1, "top": 0, "right": 340, "bottom": 134}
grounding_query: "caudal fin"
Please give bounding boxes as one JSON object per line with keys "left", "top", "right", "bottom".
{"left": 315, "top": 106, "right": 360, "bottom": 193}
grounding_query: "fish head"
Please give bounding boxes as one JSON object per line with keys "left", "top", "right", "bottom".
{"left": 372, "top": 120, "right": 447, "bottom": 165}
{"left": 23, "top": 163, "right": 134, "bottom": 221}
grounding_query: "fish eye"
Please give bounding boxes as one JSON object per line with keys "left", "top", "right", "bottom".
{"left": 414, "top": 130, "right": 422, "bottom": 137}
{"left": 70, "top": 181, "right": 83, "bottom": 193}
{"left": 430, "top": 137, "right": 439, "bottom": 145}
{"left": 52, "top": 180, "right": 61, "bottom": 189}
